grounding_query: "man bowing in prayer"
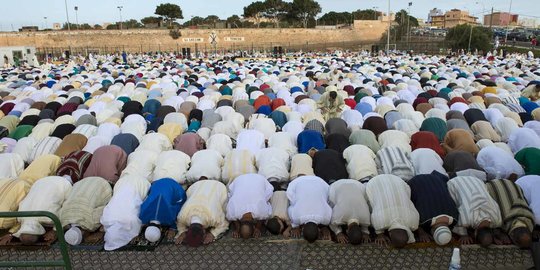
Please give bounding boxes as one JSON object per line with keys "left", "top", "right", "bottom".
{"left": 329, "top": 179, "right": 371, "bottom": 245}
{"left": 175, "top": 180, "right": 228, "bottom": 247}
{"left": 447, "top": 176, "right": 503, "bottom": 247}
{"left": 408, "top": 172, "right": 459, "bottom": 246}
{"left": 317, "top": 90, "right": 344, "bottom": 121}
{"left": 366, "top": 174, "right": 419, "bottom": 248}
{"left": 139, "top": 178, "right": 187, "bottom": 243}
{"left": 486, "top": 179, "right": 534, "bottom": 248}
{"left": 287, "top": 175, "right": 332, "bottom": 243}
{"left": 227, "top": 174, "right": 273, "bottom": 239}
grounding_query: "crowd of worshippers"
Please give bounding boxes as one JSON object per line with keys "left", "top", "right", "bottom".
{"left": 0, "top": 52, "right": 540, "bottom": 251}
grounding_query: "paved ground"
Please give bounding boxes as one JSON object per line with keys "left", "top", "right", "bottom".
{"left": 0, "top": 236, "right": 534, "bottom": 270}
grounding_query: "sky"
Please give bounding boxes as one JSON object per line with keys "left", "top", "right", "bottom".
{"left": 0, "top": 0, "right": 538, "bottom": 31}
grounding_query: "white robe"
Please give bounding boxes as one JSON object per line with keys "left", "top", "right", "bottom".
{"left": 226, "top": 174, "right": 273, "bottom": 220}
{"left": 329, "top": 179, "right": 371, "bottom": 234}
{"left": 287, "top": 176, "right": 331, "bottom": 228}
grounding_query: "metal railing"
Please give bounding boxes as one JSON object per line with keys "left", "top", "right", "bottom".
{"left": 0, "top": 211, "right": 72, "bottom": 269}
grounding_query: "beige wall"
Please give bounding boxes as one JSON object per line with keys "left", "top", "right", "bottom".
{"left": 0, "top": 27, "right": 386, "bottom": 52}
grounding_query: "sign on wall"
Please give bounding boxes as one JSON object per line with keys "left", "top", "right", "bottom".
{"left": 182, "top": 38, "right": 204, "bottom": 43}
{"left": 224, "top": 37, "right": 245, "bottom": 42}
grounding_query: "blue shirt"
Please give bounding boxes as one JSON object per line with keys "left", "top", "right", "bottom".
{"left": 139, "top": 178, "right": 186, "bottom": 228}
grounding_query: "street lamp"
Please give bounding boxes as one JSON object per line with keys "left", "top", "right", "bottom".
{"left": 44, "top": 17, "right": 48, "bottom": 30}
{"left": 74, "top": 6, "right": 79, "bottom": 30}
{"left": 64, "top": 0, "right": 71, "bottom": 31}
{"left": 407, "top": 2, "right": 412, "bottom": 50}
{"left": 117, "top": 6, "right": 123, "bottom": 30}
{"left": 504, "top": 0, "right": 513, "bottom": 43}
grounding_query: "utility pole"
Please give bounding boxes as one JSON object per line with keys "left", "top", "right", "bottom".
{"left": 386, "top": 0, "right": 391, "bottom": 53}
{"left": 489, "top": 7, "right": 493, "bottom": 29}
{"left": 64, "top": 0, "right": 71, "bottom": 31}
{"left": 117, "top": 6, "right": 123, "bottom": 30}
{"left": 44, "top": 17, "right": 48, "bottom": 30}
{"left": 74, "top": 6, "right": 79, "bottom": 30}
{"left": 407, "top": 2, "right": 412, "bottom": 50}
{"left": 504, "top": 0, "right": 513, "bottom": 42}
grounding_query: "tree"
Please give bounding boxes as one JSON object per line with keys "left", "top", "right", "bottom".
{"left": 351, "top": 9, "right": 381, "bottom": 20}
{"left": 289, "top": 0, "right": 321, "bottom": 28}
{"left": 182, "top": 16, "right": 205, "bottom": 27}
{"left": 243, "top": 1, "right": 266, "bottom": 28}
{"left": 123, "top": 19, "right": 143, "bottom": 29}
{"left": 155, "top": 3, "right": 183, "bottom": 26}
{"left": 262, "top": 0, "right": 290, "bottom": 28}
{"left": 446, "top": 24, "right": 493, "bottom": 52}
{"left": 204, "top": 15, "right": 220, "bottom": 27}
{"left": 141, "top": 16, "right": 163, "bottom": 27}
{"left": 226, "top": 15, "right": 242, "bottom": 28}
{"left": 319, "top": 11, "right": 352, "bottom": 25}
{"left": 93, "top": 24, "right": 103, "bottom": 30}
{"left": 79, "top": 23, "right": 93, "bottom": 30}
{"left": 393, "top": 10, "right": 419, "bottom": 41}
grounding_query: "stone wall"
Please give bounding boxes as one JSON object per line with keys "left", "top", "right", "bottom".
{"left": 0, "top": 24, "right": 386, "bottom": 53}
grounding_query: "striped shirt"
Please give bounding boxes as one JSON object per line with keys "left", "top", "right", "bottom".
{"left": 366, "top": 174, "right": 419, "bottom": 243}
{"left": 30, "top": 136, "right": 62, "bottom": 162}
{"left": 447, "top": 176, "right": 502, "bottom": 236}
{"left": 376, "top": 146, "right": 415, "bottom": 182}
{"left": 221, "top": 149, "right": 257, "bottom": 184}
{"left": 486, "top": 179, "right": 534, "bottom": 233}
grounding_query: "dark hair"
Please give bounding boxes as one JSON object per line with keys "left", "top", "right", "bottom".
{"left": 329, "top": 91, "right": 337, "bottom": 100}
{"left": 303, "top": 222, "right": 319, "bottom": 243}
{"left": 476, "top": 227, "right": 493, "bottom": 248}
{"left": 266, "top": 217, "right": 282, "bottom": 235}
{"left": 240, "top": 221, "right": 254, "bottom": 239}
{"left": 348, "top": 224, "right": 363, "bottom": 245}
{"left": 389, "top": 229, "right": 408, "bottom": 248}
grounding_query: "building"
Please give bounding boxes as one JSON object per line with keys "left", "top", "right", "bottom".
{"left": 430, "top": 9, "right": 477, "bottom": 29}
{"left": 19, "top": 26, "right": 39, "bottom": 32}
{"left": 427, "top": 8, "right": 443, "bottom": 24}
{"left": 52, "top": 23, "right": 62, "bottom": 30}
{"left": 0, "top": 46, "right": 38, "bottom": 66}
{"left": 519, "top": 18, "right": 538, "bottom": 28}
{"left": 483, "top": 12, "right": 518, "bottom": 27}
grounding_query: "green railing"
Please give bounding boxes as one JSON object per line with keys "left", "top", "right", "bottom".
{"left": 0, "top": 211, "right": 72, "bottom": 269}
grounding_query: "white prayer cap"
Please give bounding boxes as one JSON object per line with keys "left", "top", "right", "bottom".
{"left": 144, "top": 226, "right": 161, "bottom": 243}
{"left": 433, "top": 226, "right": 452, "bottom": 246}
{"left": 65, "top": 226, "right": 83, "bottom": 246}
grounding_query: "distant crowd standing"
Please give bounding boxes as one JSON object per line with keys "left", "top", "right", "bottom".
{"left": 0, "top": 50, "right": 539, "bottom": 250}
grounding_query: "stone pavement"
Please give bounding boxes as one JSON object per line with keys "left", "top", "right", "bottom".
{"left": 0, "top": 236, "right": 534, "bottom": 270}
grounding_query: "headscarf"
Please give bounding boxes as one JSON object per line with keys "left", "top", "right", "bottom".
{"left": 410, "top": 131, "right": 446, "bottom": 157}
{"left": 83, "top": 145, "right": 128, "bottom": 184}
{"left": 173, "top": 133, "right": 205, "bottom": 158}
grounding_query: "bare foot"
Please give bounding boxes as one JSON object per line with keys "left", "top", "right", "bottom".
{"left": 232, "top": 230, "right": 240, "bottom": 239}
{"left": 253, "top": 228, "right": 262, "bottom": 238}
{"left": 203, "top": 233, "right": 215, "bottom": 245}
{"left": 165, "top": 229, "right": 176, "bottom": 241}
{"left": 290, "top": 227, "right": 301, "bottom": 238}
{"left": 174, "top": 232, "right": 186, "bottom": 245}
{"left": 336, "top": 232, "right": 348, "bottom": 244}
{"left": 417, "top": 229, "right": 432, "bottom": 243}
{"left": 459, "top": 235, "right": 474, "bottom": 245}
{"left": 375, "top": 234, "right": 389, "bottom": 247}
{"left": 282, "top": 227, "right": 291, "bottom": 238}
{"left": 86, "top": 231, "right": 104, "bottom": 243}
{"left": 0, "top": 234, "right": 13, "bottom": 245}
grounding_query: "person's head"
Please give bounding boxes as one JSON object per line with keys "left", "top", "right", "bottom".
{"left": 329, "top": 91, "right": 337, "bottom": 100}
{"left": 347, "top": 223, "right": 363, "bottom": 245}
{"left": 307, "top": 147, "right": 318, "bottom": 158}
{"left": 240, "top": 221, "right": 254, "bottom": 239}
{"left": 510, "top": 227, "right": 532, "bottom": 249}
{"left": 303, "top": 222, "right": 319, "bottom": 243}
{"left": 432, "top": 225, "right": 452, "bottom": 246}
{"left": 19, "top": 234, "right": 39, "bottom": 245}
{"left": 389, "top": 229, "right": 408, "bottom": 248}
{"left": 266, "top": 217, "right": 284, "bottom": 235}
{"left": 199, "top": 176, "right": 208, "bottom": 180}
{"left": 144, "top": 225, "right": 161, "bottom": 243}
{"left": 183, "top": 223, "right": 205, "bottom": 247}
{"left": 476, "top": 227, "right": 493, "bottom": 248}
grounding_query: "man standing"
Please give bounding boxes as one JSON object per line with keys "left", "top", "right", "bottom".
{"left": 139, "top": 178, "right": 187, "bottom": 243}
{"left": 408, "top": 172, "right": 459, "bottom": 246}
{"left": 60, "top": 176, "right": 112, "bottom": 246}
{"left": 366, "top": 174, "right": 419, "bottom": 248}
{"left": 287, "top": 175, "right": 332, "bottom": 243}
{"left": 317, "top": 90, "right": 345, "bottom": 121}
{"left": 329, "top": 179, "right": 371, "bottom": 245}
{"left": 227, "top": 174, "right": 273, "bottom": 239}
{"left": 175, "top": 180, "right": 228, "bottom": 247}
{"left": 447, "top": 176, "right": 502, "bottom": 247}
{"left": 486, "top": 179, "right": 534, "bottom": 248}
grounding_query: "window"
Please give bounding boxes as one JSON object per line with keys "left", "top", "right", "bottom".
{"left": 27, "top": 49, "right": 31, "bottom": 54}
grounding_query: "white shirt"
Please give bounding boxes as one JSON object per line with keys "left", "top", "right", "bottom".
{"left": 206, "top": 134, "right": 233, "bottom": 157}
{"left": 226, "top": 174, "right": 273, "bottom": 220}
{"left": 378, "top": 130, "right": 411, "bottom": 153}
{"left": 343, "top": 145, "right": 378, "bottom": 180}
{"left": 120, "top": 150, "right": 159, "bottom": 180}
{"left": 287, "top": 176, "right": 332, "bottom": 228}
{"left": 516, "top": 176, "right": 540, "bottom": 225}
{"left": 221, "top": 149, "right": 257, "bottom": 184}
{"left": 152, "top": 150, "right": 191, "bottom": 183}
{"left": 256, "top": 147, "right": 290, "bottom": 181}
{"left": 268, "top": 132, "right": 297, "bottom": 158}
{"left": 477, "top": 146, "right": 525, "bottom": 180}
{"left": 236, "top": 129, "right": 265, "bottom": 156}
{"left": 289, "top": 154, "right": 315, "bottom": 180}
{"left": 250, "top": 118, "right": 276, "bottom": 140}
{"left": 186, "top": 149, "right": 223, "bottom": 182}
{"left": 271, "top": 191, "right": 289, "bottom": 221}
{"left": 366, "top": 174, "right": 419, "bottom": 243}
{"left": 410, "top": 148, "right": 448, "bottom": 176}
{"left": 329, "top": 179, "right": 371, "bottom": 234}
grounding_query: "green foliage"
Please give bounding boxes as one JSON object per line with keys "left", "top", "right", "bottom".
{"left": 141, "top": 16, "right": 163, "bottom": 26}
{"left": 155, "top": 3, "right": 183, "bottom": 26}
{"left": 446, "top": 24, "right": 493, "bottom": 52}
{"left": 169, "top": 29, "right": 181, "bottom": 39}
{"left": 319, "top": 12, "right": 352, "bottom": 25}
{"left": 289, "top": 0, "right": 321, "bottom": 28}
{"left": 243, "top": 1, "right": 266, "bottom": 28}
{"left": 183, "top": 16, "right": 205, "bottom": 27}
{"left": 226, "top": 15, "right": 242, "bottom": 28}
{"left": 351, "top": 9, "right": 381, "bottom": 20}
{"left": 204, "top": 15, "right": 221, "bottom": 27}
{"left": 123, "top": 19, "right": 143, "bottom": 29}
{"left": 261, "top": 0, "right": 290, "bottom": 27}
{"left": 93, "top": 24, "right": 103, "bottom": 30}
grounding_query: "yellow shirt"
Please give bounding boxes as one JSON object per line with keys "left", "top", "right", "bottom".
{"left": 0, "top": 179, "right": 31, "bottom": 232}
{"left": 18, "top": 154, "right": 61, "bottom": 185}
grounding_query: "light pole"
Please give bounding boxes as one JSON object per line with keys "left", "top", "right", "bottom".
{"left": 504, "top": 0, "right": 513, "bottom": 43}
{"left": 74, "top": 6, "right": 79, "bottom": 30}
{"left": 407, "top": 2, "right": 412, "bottom": 50}
{"left": 468, "top": 2, "right": 482, "bottom": 53}
{"left": 117, "top": 6, "right": 123, "bottom": 30}
{"left": 386, "top": 0, "right": 391, "bottom": 53}
{"left": 372, "top": 7, "right": 378, "bottom": 20}
{"left": 64, "top": 0, "right": 71, "bottom": 31}
{"left": 44, "top": 17, "right": 48, "bottom": 30}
